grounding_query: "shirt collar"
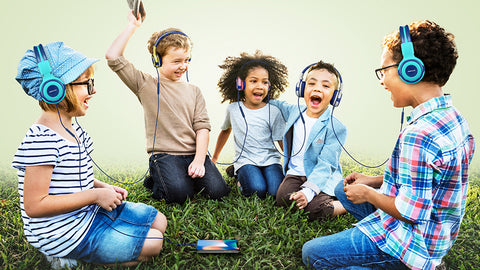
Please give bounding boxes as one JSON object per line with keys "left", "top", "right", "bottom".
{"left": 301, "top": 105, "right": 332, "bottom": 122}
{"left": 319, "top": 106, "right": 333, "bottom": 122}
{"left": 406, "top": 94, "right": 452, "bottom": 124}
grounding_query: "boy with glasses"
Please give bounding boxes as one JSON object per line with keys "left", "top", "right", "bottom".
{"left": 303, "top": 20, "right": 475, "bottom": 270}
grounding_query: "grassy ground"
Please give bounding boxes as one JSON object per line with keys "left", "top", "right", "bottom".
{"left": 1, "top": 161, "right": 479, "bottom": 270}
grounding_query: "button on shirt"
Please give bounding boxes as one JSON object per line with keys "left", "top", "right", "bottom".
{"left": 356, "top": 95, "right": 475, "bottom": 270}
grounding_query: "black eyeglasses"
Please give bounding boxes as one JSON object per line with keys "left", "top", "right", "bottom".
{"left": 375, "top": 64, "right": 399, "bottom": 80}
{"left": 70, "top": 78, "right": 95, "bottom": 95}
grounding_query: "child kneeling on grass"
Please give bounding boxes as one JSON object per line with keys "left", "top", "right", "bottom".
{"left": 13, "top": 42, "right": 167, "bottom": 268}
{"left": 269, "top": 61, "right": 347, "bottom": 221}
{"left": 105, "top": 9, "right": 230, "bottom": 204}
{"left": 303, "top": 20, "right": 475, "bottom": 270}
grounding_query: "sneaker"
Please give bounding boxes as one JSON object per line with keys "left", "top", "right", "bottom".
{"left": 45, "top": 255, "right": 78, "bottom": 269}
{"left": 435, "top": 260, "right": 446, "bottom": 270}
{"left": 143, "top": 175, "right": 154, "bottom": 191}
{"left": 225, "top": 165, "right": 235, "bottom": 178}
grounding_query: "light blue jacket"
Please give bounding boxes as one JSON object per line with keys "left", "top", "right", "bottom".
{"left": 269, "top": 99, "right": 347, "bottom": 196}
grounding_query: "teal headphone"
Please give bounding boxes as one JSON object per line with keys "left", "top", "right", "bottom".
{"left": 33, "top": 44, "right": 66, "bottom": 104}
{"left": 398, "top": 25, "right": 425, "bottom": 84}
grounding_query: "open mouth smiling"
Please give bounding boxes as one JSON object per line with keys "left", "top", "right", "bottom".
{"left": 310, "top": 95, "right": 322, "bottom": 106}
{"left": 253, "top": 92, "right": 264, "bottom": 98}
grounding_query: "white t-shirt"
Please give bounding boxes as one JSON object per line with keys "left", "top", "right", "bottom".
{"left": 287, "top": 112, "right": 317, "bottom": 176}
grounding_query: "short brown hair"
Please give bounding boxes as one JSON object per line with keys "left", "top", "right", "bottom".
{"left": 307, "top": 61, "right": 341, "bottom": 89}
{"left": 147, "top": 28, "right": 192, "bottom": 58}
{"left": 39, "top": 65, "right": 95, "bottom": 112}
{"left": 383, "top": 20, "right": 458, "bottom": 86}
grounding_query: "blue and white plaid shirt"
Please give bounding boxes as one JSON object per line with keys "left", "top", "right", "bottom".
{"left": 356, "top": 95, "right": 475, "bottom": 270}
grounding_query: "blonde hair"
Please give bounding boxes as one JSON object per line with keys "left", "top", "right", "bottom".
{"left": 40, "top": 65, "right": 95, "bottom": 112}
{"left": 147, "top": 28, "right": 192, "bottom": 58}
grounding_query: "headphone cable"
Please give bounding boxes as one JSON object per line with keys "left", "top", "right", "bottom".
{"left": 330, "top": 107, "right": 404, "bottom": 169}
{"left": 73, "top": 67, "right": 165, "bottom": 187}
{"left": 213, "top": 91, "right": 249, "bottom": 166}
{"left": 267, "top": 96, "right": 306, "bottom": 158}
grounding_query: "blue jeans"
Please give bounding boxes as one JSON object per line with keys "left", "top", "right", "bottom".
{"left": 334, "top": 180, "right": 376, "bottom": 221}
{"left": 67, "top": 202, "right": 158, "bottom": 264}
{"left": 149, "top": 154, "right": 231, "bottom": 204}
{"left": 236, "top": 164, "right": 283, "bottom": 199}
{"left": 302, "top": 227, "right": 408, "bottom": 269}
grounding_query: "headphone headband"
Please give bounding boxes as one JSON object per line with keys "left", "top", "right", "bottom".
{"left": 151, "top": 30, "right": 190, "bottom": 68}
{"left": 33, "top": 44, "right": 66, "bottom": 104}
{"left": 398, "top": 25, "right": 425, "bottom": 84}
{"left": 34, "top": 44, "right": 48, "bottom": 63}
{"left": 295, "top": 62, "right": 343, "bottom": 107}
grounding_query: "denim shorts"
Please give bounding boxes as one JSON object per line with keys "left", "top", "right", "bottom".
{"left": 67, "top": 202, "right": 158, "bottom": 264}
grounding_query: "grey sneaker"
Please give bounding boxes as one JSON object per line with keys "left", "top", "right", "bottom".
{"left": 45, "top": 255, "right": 78, "bottom": 270}
{"left": 435, "top": 260, "right": 446, "bottom": 270}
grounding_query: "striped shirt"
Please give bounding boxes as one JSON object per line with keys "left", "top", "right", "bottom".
{"left": 356, "top": 95, "right": 475, "bottom": 270}
{"left": 12, "top": 124, "right": 99, "bottom": 257}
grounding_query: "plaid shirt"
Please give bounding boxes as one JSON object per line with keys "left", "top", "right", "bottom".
{"left": 356, "top": 95, "right": 475, "bottom": 270}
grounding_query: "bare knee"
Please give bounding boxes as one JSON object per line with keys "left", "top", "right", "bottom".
{"left": 137, "top": 229, "right": 164, "bottom": 261}
{"left": 332, "top": 200, "right": 346, "bottom": 216}
{"left": 152, "top": 212, "right": 168, "bottom": 233}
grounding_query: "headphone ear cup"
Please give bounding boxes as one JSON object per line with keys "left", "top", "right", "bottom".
{"left": 236, "top": 77, "right": 245, "bottom": 91}
{"left": 398, "top": 58, "right": 425, "bottom": 84}
{"left": 330, "top": 89, "right": 343, "bottom": 107}
{"left": 40, "top": 76, "right": 66, "bottom": 104}
{"left": 398, "top": 25, "right": 425, "bottom": 84}
{"left": 151, "top": 52, "right": 160, "bottom": 68}
{"left": 295, "top": 80, "right": 305, "bottom": 97}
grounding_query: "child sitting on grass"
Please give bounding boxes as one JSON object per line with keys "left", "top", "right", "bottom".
{"left": 13, "top": 42, "right": 167, "bottom": 267}
{"left": 270, "top": 60, "right": 347, "bottom": 221}
{"left": 303, "top": 20, "right": 475, "bottom": 270}
{"left": 211, "top": 50, "right": 288, "bottom": 199}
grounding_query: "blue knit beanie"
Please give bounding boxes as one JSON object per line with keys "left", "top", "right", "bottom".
{"left": 16, "top": 42, "right": 99, "bottom": 100}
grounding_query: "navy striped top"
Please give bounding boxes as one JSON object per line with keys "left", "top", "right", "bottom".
{"left": 12, "top": 124, "right": 99, "bottom": 257}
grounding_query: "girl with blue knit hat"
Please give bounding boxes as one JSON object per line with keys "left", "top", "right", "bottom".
{"left": 13, "top": 42, "right": 167, "bottom": 267}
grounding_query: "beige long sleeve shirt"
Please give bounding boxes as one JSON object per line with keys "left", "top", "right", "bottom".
{"left": 108, "top": 56, "right": 211, "bottom": 155}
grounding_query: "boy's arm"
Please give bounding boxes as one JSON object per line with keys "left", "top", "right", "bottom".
{"left": 211, "top": 128, "right": 232, "bottom": 164}
{"left": 345, "top": 130, "right": 441, "bottom": 225}
{"left": 105, "top": 10, "right": 142, "bottom": 60}
{"left": 188, "top": 128, "right": 209, "bottom": 178}
{"left": 268, "top": 99, "right": 300, "bottom": 121}
{"left": 344, "top": 172, "right": 383, "bottom": 188}
{"left": 344, "top": 184, "right": 413, "bottom": 224}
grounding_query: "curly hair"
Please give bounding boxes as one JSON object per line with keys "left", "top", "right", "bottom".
{"left": 217, "top": 50, "right": 288, "bottom": 104}
{"left": 147, "top": 28, "right": 192, "bottom": 57}
{"left": 383, "top": 20, "right": 458, "bottom": 87}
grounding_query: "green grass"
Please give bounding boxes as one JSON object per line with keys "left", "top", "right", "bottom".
{"left": 1, "top": 161, "right": 479, "bottom": 270}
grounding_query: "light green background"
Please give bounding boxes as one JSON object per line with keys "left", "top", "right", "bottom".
{"left": 1, "top": 0, "right": 478, "bottom": 169}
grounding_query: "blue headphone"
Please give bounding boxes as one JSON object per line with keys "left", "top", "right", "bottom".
{"left": 295, "top": 63, "right": 343, "bottom": 107}
{"left": 235, "top": 60, "right": 271, "bottom": 91}
{"left": 151, "top": 30, "right": 190, "bottom": 68}
{"left": 398, "top": 25, "right": 425, "bottom": 84}
{"left": 33, "top": 44, "right": 66, "bottom": 104}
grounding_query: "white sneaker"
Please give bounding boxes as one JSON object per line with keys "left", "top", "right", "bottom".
{"left": 45, "top": 255, "right": 78, "bottom": 269}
